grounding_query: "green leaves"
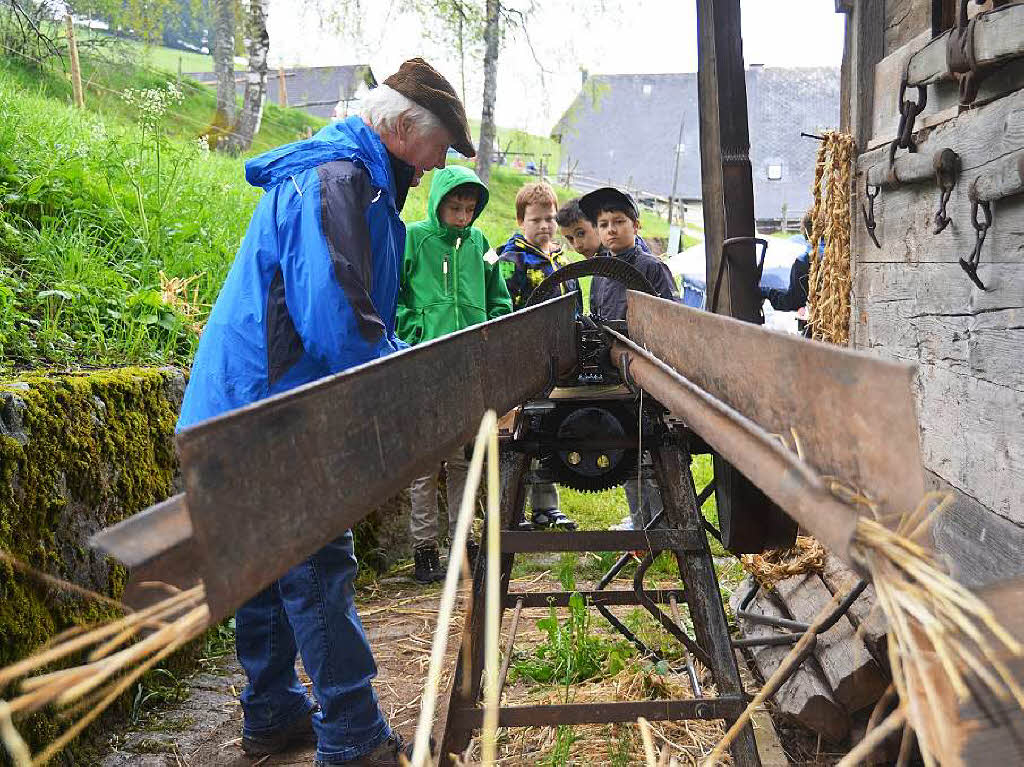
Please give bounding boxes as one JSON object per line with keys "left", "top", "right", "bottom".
{"left": 510, "top": 592, "right": 634, "bottom": 687}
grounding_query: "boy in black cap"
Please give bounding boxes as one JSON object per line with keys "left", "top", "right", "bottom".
{"left": 578, "top": 187, "right": 678, "bottom": 320}
{"left": 578, "top": 187, "right": 677, "bottom": 531}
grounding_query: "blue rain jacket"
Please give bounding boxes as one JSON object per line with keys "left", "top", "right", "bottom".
{"left": 177, "top": 116, "right": 408, "bottom": 429}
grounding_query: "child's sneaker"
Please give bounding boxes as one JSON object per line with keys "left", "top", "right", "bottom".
{"left": 531, "top": 508, "right": 577, "bottom": 530}
{"left": 413, "top": 545, "right": 443, "bottom": 584}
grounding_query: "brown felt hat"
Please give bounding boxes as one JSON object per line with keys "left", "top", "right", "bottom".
{"left": 384, "top": 58, "right": 476, "bottom": 158}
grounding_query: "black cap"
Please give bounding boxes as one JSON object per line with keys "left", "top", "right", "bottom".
{"left": 579, "top": 187, "right": 640, "bottom": 223}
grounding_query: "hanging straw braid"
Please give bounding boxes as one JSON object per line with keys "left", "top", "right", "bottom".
{"left": 806, "top": 131, "right": 856, "bottom": 345}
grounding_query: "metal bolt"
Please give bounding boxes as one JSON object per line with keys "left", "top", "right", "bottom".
{"left": 597, "top": 454, "right": 610, "bottom": 469}
{"left": 567, "top": 451, "right": 581, "bottom": 465}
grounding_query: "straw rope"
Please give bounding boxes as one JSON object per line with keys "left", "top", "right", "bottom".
{"left": 739, "top": 535, "right": 825, "bottom": 588}
{"left": 806, "top": 131, "right": 856, "bottom": 345}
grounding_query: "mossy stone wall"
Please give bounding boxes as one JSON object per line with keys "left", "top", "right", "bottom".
{"left": 0, "top": 365, "right": 420, "bottom": 761}
{"left": 0, "top": 366, "right": 185, "bottom": 756}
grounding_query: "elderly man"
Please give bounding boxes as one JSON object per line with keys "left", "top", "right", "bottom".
{"left": 176, "top": 59, "right": 474, "bottom": 767}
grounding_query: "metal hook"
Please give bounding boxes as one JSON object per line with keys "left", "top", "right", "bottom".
{"left": 959, "top": 199, "right": 991, "bottom": 290}
{"left": 896, "top": 72, "right": 928, "bottom": 151}
{"left": 932, "top": 149, "right": 960, "bottom": 235}
{"left": 861, "top": 180, "right": 882, "bottom": 249}
{"left": 934, "top": 186, "right": 954, "bottom": 234}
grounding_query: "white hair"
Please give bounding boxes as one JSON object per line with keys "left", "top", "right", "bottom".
{"left": 359, "top": 84, "right": 445, "bottom": 138}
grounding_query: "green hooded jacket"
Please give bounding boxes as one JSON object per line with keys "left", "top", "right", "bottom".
{"left": 396, "top": 166, "right": 513, "bottom": 345}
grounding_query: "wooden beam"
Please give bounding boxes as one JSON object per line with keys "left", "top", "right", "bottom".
{"left": 820, "top": 555, "right": 889, "bottom": 663}
{"left": 849, "top": 0, "right": 885, "bottom": 150}
{"left": 695, "top": 0, "right": 759, "bottom": 322}
{"left": 731, "top": 583, "right": 850, "bottom": 742}
{"left": 774, "top": 574, "right": 888, "bottom": 713}
{"left": 906, "top": 3, "right": 1024, "bottom": 86}
{"left": 696, "top": 0, "right": 791, "bottom": 557}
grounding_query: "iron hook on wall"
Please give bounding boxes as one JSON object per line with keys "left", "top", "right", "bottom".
{"left": 933, "top": 148, "right": 961, "bottom": 234}
{"left": 861, "top": 180, "right": 882, "bottom": 249}
{"left": 960, "top": 198, "right": 992, "bottom": 291}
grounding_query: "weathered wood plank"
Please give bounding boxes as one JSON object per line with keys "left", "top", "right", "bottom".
{"left": 730, "top": 583, "right": 850, "bottom": 742}
{"left": 906, "top": 3, "right": 1024, "bottom": 86}
{"left": 733, "top": 650, "right": 792, "bottom": 767}
{"left": 871, "top": 30, "right": 936, "bottom": 145}
{"left": 773, "top": 574, "right": 888, "bottom": 713}
{"left": 868, "top": 6, "right": 1024, "bottom": 149}
{"left": 819, "top": 555, "right": 889, "bottom": 663}
{"left": 850, "top": 262, "right": 1024, "bottom": 392}
{"left": 914, "top": 362, "right": 1024, "bottom": 526}
{"left": 862, "top": 85, "right": 1024, "bottom": 180}
{"left": 850, "top": 0, "right": 886, "bottom": 149}
{"left": 971, "top": 147, "right": 1024, "bottom": 202}
{"left": 865, "top": 148, "right": 951, "bottom": 189}
{"left": 950, "top": 577, "right": 1024, "bottom": 766}
{"left": 927, "top": 468, "right": 1024, "bottom": 588}
{"left": 854, "top": 164, "right": 1024, "bottom": 267}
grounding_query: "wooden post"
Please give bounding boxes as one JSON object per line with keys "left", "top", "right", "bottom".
{"left": 278, "top": 67, "right": 288, "bottom": 107}
{"left": 177, "top": 56, "right": 182, "bottom": 86}
{"left": 64, "top": 14, "right": 84, "bottom": 109}
{"left": 696, "top": 0, "right": 759, "bottom": 320}
{"left": 696, "top": 0, "right": 798, "bottom": 555}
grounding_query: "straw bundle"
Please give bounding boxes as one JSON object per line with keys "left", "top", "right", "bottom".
{"left": 0, "top": 575, "right": 209, "bottom": 766}
{"left": 740, "top": 535, "right": 825, "bottom": 588}
{"left": 847, "top": 501, "right": 1024, "bottom": 765}
{"left": 159, "top": 270, "right": 209, "bottom": 335}
{"left": 706, "top": 489, "right": 1024, "bottom": 766}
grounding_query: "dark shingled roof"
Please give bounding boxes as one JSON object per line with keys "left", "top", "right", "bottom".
{"left": 551, "top": 67, "right": 839, "bottom": 223}
{"left": 186, "top": 65, "right": 377, "bottom": 120}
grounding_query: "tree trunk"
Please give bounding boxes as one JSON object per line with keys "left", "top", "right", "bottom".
{"left": 211, "top": 0, "right": 236, "bottom": 147}
{"left": 475, "top": 0, "right": 500, "bottom": 184}
{"left": 224, "top": 0, "right": 269, "bottom": 153}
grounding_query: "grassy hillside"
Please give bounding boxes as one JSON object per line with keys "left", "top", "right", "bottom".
{"left": 0, "top": 46, "right": 671, "bottom": 374}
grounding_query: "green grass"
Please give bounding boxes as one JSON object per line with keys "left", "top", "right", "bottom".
{"left": 0, "top": 44, "right": 672, "bottom": 373}
{"left": 77, "top": 29, "right": 229, "bottom": 73}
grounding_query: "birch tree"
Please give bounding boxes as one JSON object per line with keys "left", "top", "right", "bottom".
{"left": 475, "top": 0, "right": 500, "bottom": 183}
{"left": 211, "top": 0, "right": 236, "bottom": 138}
{"left": 223, "top": 0, "right": 269, "bottom": 153}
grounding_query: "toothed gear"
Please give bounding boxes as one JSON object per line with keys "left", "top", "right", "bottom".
{"left": 539, "top": 404, "right": 638, "bottom": 493}
{"left": 524, "top": 256, "right": 658, "bottom": 308}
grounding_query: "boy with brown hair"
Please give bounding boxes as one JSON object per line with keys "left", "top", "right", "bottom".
{"left": 496, "top": 181, "right": 580, "bottom": 310}
{"left": 495, "top": 181, "right": 578, "bottom": 530}
{"left": 556, "top": 197, "right": 603, "bottom": 259}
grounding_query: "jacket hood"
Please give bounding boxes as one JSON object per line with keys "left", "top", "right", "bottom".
{"left": 244, "top": 116, "right": 394, "bottom": 201}
{"left": 426, "top": 165, "right": 489, "bottom": 240}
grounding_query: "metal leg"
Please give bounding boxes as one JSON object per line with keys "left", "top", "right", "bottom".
{"left": 439, "top": 452, "right": 528, "bottom": 765}
{"left": 653, "top": 444, "right": 762, "bottom": 767}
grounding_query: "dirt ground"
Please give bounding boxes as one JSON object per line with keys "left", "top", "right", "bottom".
{"left": 98, "top": 565, "right": 829, "bottom": 766}
{"left": 101, "top": 570, "right": 458, "bottom": 767}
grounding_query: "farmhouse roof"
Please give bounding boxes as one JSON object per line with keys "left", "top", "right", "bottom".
{"left": 186, "top": 64, "right": 377, "bottom": 120}
{"left": 551, "top": 67, "right": 840, "bottom": 222}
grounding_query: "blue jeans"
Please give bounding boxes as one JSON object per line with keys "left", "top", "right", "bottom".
{"left": 235, "top": 531, "right": 390, "bottom": 763}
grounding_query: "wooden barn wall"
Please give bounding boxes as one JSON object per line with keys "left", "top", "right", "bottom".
{"left": 848, "top": 0, "right": 1024, "bottom": 587}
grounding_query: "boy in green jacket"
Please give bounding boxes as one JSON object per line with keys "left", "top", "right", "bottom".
{"left": 397, "top": 165, "right": 513, "bottom": 583}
